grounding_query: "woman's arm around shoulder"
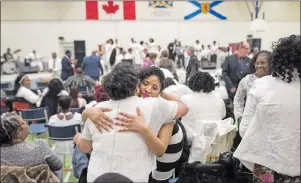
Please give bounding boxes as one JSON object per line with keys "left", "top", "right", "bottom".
{"left": 159, "top": 91, "right": 188, "bottom": 119}
{"left": 117, "top": 107, "right": 174, "bottom": 157}
{"left": 81, "top": 106, "right": 114, "bottom": 133}
{"left": 142, "top": 122, "right": 174, "bottom": 157}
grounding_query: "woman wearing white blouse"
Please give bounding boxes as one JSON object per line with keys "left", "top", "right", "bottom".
{"left": 234, "top": 35, "right": 300, "bottom": 182}
{"left": 233, "top": 51, "right": 271, "bottom": 120}
{"left": 104, "top": 39, "right": 114, "bottom": 71}
{"left": 180, "top": 71, "right": 226, "bottom": 144}
{"left": 148, "top": 38, "right": 158, "bottom": 54}
{"left": 13, "top": 74, "right": 43, "bottom": 106}
{"left": 73, "top": 62, "right": 188, "bottom": 182}
{"left": 49, "top": 95, "right": 83, "bottom": 155}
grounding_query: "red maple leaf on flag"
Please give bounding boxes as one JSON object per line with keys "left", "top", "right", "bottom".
{"left": 103, "top": 1, "right": 119, "bottom": 14}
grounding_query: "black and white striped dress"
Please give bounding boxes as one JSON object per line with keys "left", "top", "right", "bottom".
{"left": 150, "top": 123, "right": 184, "bottom": 183}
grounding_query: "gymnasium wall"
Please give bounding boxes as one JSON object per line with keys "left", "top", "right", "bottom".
{"left": 1, "top": 1, "right": 300, "bottom": 58}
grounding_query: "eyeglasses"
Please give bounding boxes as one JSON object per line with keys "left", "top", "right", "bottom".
{"left": 255, "top": 61, "right": 268, "bottom": 66}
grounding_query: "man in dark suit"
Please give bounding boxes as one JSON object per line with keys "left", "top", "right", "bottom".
{"left": 61, "top": 50, "right": 74, "bottom": 81}
{"left": 82, "top": 50, "right": 103, "bottom": 81}
{"left": 167, "top": 39, "right": 177, "bottom": 61}
{"left": 185, "top": 46, "right": 199, "bottom": 84}
{"left": 222, "top": 42, "right": 251, "bottom": 98}
{"left": 222, "top": 41, "right": 251, "bottom": 120}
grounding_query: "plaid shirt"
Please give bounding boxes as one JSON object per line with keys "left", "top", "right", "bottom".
{"left": 63, "top": 74, "right": 95, "bottom": 92}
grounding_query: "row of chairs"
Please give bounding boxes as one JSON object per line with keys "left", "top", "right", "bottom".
{"left": 1, "top": 81, "right": 94, "bottom": 100}
{"left": 17, "top": 106, "right": 83, "bottom": 137}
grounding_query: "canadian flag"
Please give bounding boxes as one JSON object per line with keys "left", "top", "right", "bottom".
{"left": 86, "top": 1, "right": 136, "bottom": 20}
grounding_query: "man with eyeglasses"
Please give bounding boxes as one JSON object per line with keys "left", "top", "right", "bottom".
{"left": 222, "top": 41, "right": 252, "bottom": 120}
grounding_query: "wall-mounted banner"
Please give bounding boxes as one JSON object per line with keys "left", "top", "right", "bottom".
{"left": 184, "top": 1, "right": 227, "bottom": 20}
{"left": 149, "top": 0, "right": 173, "bottom": 8}
{"left": 86, "top": 1, "right": 136, "bottom": 20}
{"left": 85, "top": 1, "right": 227, "bottom": 21}
{"left": 148, "top": 0, "right": 173, "bottom": 18}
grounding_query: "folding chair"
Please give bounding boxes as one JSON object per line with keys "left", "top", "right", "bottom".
{"left": 18, "top": 107, "right": 49, "bottom": 140}
{"left": 4, "top": 89, "right": 14, "bottom": 96}
{"left": 78, "top": 86, "right": 88, "bottom": 95}
{"left": 36, "top": 81, "right": 48, "bottom": 90}
{"left": 13, "top": 100, "right": 32, "bottom": 111}
{"left": 0, "top": 82, "right": 12, "bottom": 90}
{"left": 45, "top": 124, "right": 81, "bottom": 175}
{"left": 70, "top": 108, "right": 83, "bottom": 114}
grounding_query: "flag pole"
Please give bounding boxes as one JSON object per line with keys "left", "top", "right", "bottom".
{"left": 111, "top": 14, "right": 116, "bottom": 40}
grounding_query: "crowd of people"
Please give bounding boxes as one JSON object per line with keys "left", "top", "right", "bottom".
{"left": 0, "top": 35, "right": 300, "bottom": 183}
{"left": 1, "top": 37, "right": 259, "bottom": 78}
{"left": 100, "top": 38, "right": 229, "bottom": 72}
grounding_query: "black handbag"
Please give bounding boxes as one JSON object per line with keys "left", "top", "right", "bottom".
{"left": 217, "top": 152, "right": 240, "bottom": 179}
{"left": 176, "top": 161, "right": 226, "bottom": 183}
{"left": 217, "top": 152, "right": 253, "bottom": 183}
{"left": 176, "top": 152, "right": 252, "bottom": 183}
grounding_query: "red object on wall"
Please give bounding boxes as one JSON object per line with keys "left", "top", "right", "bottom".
{"left": 86, "top": 1, "right": 99, "bottom": 20}
{"left": 123, "top": 1, "right": 136, "bottom": 20}
{"left": 86, "top": 1, "right": 136, "bottom": 20}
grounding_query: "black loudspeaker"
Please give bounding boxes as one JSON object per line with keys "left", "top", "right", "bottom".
{"left": 247, "top": 38, "right": 261, "bottom": 51}
{"left": 74, "top": 40, "right": 86, "bottom": 67}
{"left": 251, "top": 39, "right": 261, "bottom": 51}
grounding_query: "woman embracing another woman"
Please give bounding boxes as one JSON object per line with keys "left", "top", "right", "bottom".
{"left": 74, "top": 63, "right": 188, "bottom": 182}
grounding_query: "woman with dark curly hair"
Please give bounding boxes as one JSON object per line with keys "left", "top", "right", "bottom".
{"left": 181, "top": 71, "right": 226, "bottom": 144}
{"left": 234, "top": 50, "right": 271, "bottom": 120}
{"left": 234, "top": 35, "right": 300, "bottom": 183}
{"left": 0, "top": 112, "right": 62, "bottom": 172}
{"left": 232, "top": 51, "right": 271, "bottom": 151}
{"left": 73, "top": 62, "right": 188, "bottom": 182}
{"left": 137, "top": 67, "right": 185, "bottom": 183}
{"left": 40, "top": 78, "right": 69, "bottom": 116}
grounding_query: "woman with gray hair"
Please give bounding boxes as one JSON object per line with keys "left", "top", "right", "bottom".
{"left": 0, "top": 112, "right": 62, "bottom": 172}
{"left": 159, "top": 50, "right": 179, "bottom": 81}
